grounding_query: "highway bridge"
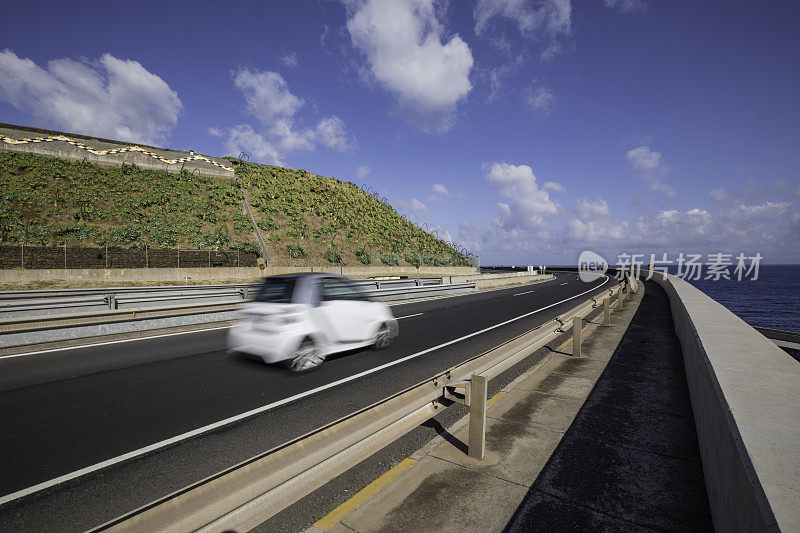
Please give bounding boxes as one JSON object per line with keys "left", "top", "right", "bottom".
{"left": 1, "top": 270, "right": 797, "bottom": 532}
{"left": 0, "top": 271, "right": 609, "bottom": 530}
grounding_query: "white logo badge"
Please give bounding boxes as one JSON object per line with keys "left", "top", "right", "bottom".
{"left": 578, "top": 250, "right": 608, "bottom": 282}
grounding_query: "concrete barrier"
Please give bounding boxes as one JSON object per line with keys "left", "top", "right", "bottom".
{"left": 442, "top": 271, "right": 553, "bottom": 290}
{"left": 653, "top": 273, "right": 799, "bottom": 532}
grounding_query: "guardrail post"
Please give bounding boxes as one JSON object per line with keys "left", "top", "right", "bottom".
{"left": 618, "top": 286, "right": 625, "bottom": 309}
{"left": 573, "top": 316, "right": 582, "bottom": 357}
{"left": 106, "top": 292, "right": 116, "bottom": 310}
{"left": 603, "top": 297, "right": 611, "bottom": 326}
{"left": 468, "top": 374, "right": 487, "bottom": 460}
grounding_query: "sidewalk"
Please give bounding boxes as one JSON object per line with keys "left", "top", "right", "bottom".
{"left": 306, "top": 281, "right": 709, "bottom": 532}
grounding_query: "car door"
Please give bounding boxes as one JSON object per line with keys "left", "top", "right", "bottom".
{"left": 316, "top": 277, "right": 375, "bottom": 342}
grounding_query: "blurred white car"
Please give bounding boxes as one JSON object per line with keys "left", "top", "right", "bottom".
{"left": 228, "top": 273, "right": 399, "bottom": 371}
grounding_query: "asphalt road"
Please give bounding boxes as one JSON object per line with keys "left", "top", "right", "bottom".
{"left": 0, "top": 271, "right": 611, "bottom": 530}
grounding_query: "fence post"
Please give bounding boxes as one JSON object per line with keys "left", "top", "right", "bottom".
{"left": 177, "top": 247, "right": 180, "bottom": 269}
{"left": 603, "top": 297, "right": 611, "bottom": 326}
{"left": 618, "top": 285, "right": 625, "bottom": 309}
{"left": 105, "top": 244, "right": 108, "bottom": 269}
{"left": 573, "top": 315, "right": 582, "bottom": 357}
{"left": 145, "top": 244, "right": 148, "bottom": 268}
{"left": 208, "top": 250, "right": 211, "bottom": 267}
{"left": 64, "top": 244, "right": 67, "bottom": 269}
{"left": 21, "top": 243, "right": 24, "bottom": 269}
{"left": 468, "top": 374, "right": 488, "bottom": 460}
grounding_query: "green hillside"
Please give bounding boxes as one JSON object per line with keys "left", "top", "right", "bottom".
{"left": 0, "top": 152, "right": 473, "bottom": 267}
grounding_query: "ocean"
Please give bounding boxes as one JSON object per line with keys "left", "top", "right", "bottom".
{"left": 667, "top": 264, "right": 800, "bottom": 332}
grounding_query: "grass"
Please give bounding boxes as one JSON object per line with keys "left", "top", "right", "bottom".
{"left": 0, "top": 151, "right": 474, "bottom": 267}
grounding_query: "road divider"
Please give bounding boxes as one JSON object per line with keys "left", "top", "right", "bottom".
{"left": 0, "top": 282, "right": 476, "bottom": 350}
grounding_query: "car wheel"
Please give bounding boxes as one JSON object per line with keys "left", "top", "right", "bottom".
{"left": 373, "top": 323, "right": 394, "bottom": 350}
{"left": 289, "top": 338, "right": 325, "bottom": 372}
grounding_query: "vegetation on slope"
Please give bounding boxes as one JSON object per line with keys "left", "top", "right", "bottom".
{"left": 0, "top": 152, "right": 256, "bottom": 252}
{"left": 0, "top": 152, "right": 474, "bottom": 267}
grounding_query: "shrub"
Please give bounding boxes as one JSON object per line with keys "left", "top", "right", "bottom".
{"left": 257, "top": 217, "right": 279, "bottom": 231}
{"left": 110, "top": 225, "right": 142, "bottom": 246}
{"left": 381, "top": 252, "right": 399, "bottom": 266}
{"left": 404, "top": 251, "right": 421, "bottom": 267}
{"left": 356, "top": 250, "right": 372, "bottom": 265}
{"left": 233, "top": 213, "right": 253, "bottom": 233}
{"left": 287, "top": 243, "right": 305, "bottom": 258}
{"left": 268, "top": 233, "right": 281, "bottom": 243}
{"left": 324, "top": 248, "right": 342, "bottom": 264}
{"left": 230, "top": 241, "right": 260, "bottom": 255}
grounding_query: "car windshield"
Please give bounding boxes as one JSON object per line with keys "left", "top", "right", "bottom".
{"left": 254, "top": 277, "right": 296, "bottom": 303}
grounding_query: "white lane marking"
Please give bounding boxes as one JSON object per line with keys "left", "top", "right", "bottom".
{"left": 397, "top": 313, "right": 423, "bottom": 320}
{"left": 560, "top": 282, "right": 568, "bottom": 285}
{"left": 0, "top": 326, "right": 234, "bottom": 360}
{"left": 0, "top": 275, "right": 608, "bottom": 506}
{"left": 513, "top": 290, "right": 536, "bottom": 297}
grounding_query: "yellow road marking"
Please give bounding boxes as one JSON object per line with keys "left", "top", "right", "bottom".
{"left": 314, "top": 457, "right": 418, "bottom": 530}
{"left": 486, "top": 391, "right": 506, "bottom": 407}
{"left": 525, "top": 356, "right": 550, "bottom": 374}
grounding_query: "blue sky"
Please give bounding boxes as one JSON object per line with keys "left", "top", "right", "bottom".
{"left": 2, "top": 0, "right": 799, "bottom": 264}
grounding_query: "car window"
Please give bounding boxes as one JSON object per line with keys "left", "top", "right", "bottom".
{"left": 254, "top": 277, "right": 296, "bottom": 303}
{"left": 320, "top": 278, "right": 368, "bottom": 301}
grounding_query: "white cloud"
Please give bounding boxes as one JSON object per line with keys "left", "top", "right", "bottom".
{"left": 543, "top": 181, "right": 565, "bottom": 192}
{"left": 207, "top": 126, "right": 223, "bottom": 137}
{"left": 626, "top": 145, "right": 676, "bottom": 197}
{"left": 234, "top": 69, "right": 304, "bottom": 125}
{"left": 281, "top": 52, "right": 298, "bottom": 68}
{"left": 524, "top": 83, "right": 556, "bottom": 115}
{"left": 0, "top": 50, "right": 182, "bottom": 145}
{"left": 397, "top": 197, "right": 427, "bottom": 213}
{"left": 603, "top": 0, "right": 645, "bottom": 13}
{"left": 462, "top": 188, "right": 798, "bottom": 264}
{"left": 344, "top": 0, "right": 474, "bottom": 132}
{"left": 314, "top": 116, "right": 354, "bottom": 151}
{"left": 626, "top": 145, "right": 661, "bottom": 171}
{"left": 432, "top": 183, "right": 449, "bottom": 196}
{"left": 225, "top": 124, "right": 283, "bottom": 166}
{"left": 221, "top": 68, "right": 354, "bottom": 164}
{"left": 355, "top": 165, "right": 371, "bottom": 179}
{"left": 474, "top": 0, "right": 571, "bottom": 60}
{"left": 484, "top": 162, "right": 560, "bottom": 230}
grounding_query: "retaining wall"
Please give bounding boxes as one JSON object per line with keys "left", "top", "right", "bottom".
{"left": 0, "top": 123, "right": 235, "bottom": 179}
{"left": 653, "top": 273, "right": 799, "bottom": 532}
{"left": 0, "top": 265, "right": 478, "bottom": 284}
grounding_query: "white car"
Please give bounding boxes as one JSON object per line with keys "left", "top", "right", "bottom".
{"left": 228, "top": 273, "right": 399, "bottom": 371}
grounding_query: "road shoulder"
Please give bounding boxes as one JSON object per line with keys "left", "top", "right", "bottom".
{"left": 307, "top": 282, "right": 643, "bottom": 532}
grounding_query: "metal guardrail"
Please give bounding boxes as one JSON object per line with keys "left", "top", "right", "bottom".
{"left": 94, "top": 280, "right": 630, "bottom": 532}
{"left": 0, "top": 282, "right": 476, "bottom": 349}
{"left": 0, "top": 278, "right": 444, "bottom": 318}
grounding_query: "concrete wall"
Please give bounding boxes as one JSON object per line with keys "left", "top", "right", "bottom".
{"left": 653, "top": 273, "right": 799, "bottom": 532}
{"left": 442, "top": 271, "right": 552, "bottom": 290}
{"left": 0, "top": 124, "right": 235, "bottom": 179}
{"left": 0, "top": 265, "right": 478, "bottom": 284}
